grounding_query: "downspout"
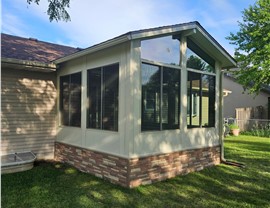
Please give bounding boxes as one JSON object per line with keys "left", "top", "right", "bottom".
{"left": 219, "top": 70, "right": 245, "bottom": 168}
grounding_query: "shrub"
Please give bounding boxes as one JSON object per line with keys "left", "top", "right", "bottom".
{"left": 241, "top": 123, "right": 270, "bottom": 138}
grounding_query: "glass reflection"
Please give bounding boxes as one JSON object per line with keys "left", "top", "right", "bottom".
{"left": 187, "top": 39, "right": 215, "bottom": 73}
{"left": 141, "top": 63, "right": 161, "bottom": 131}
{"left": 187, "top": 72, "right": 215, "bottom": 128}
{"left": 141, "top": 36, "right": 180, "bottom": 65}
{"left": 162, "top": 67, "right": 180, "bottom": 129}
{"left": 201, "top": 74, "right": 215, "bottom": 127}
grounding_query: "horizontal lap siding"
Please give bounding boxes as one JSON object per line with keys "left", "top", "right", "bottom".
{"left": 1, "top": 68, "right": 57, "bottom": 159}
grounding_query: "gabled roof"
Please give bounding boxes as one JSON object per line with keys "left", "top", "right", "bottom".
{"left": 55, "top": 21, "right": 236, "bottom": 68}
{"left": 1, "top": 33, "right": 79, "bottom": 63}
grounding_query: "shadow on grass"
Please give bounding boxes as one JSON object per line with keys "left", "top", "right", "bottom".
{"left": 226, "top": 139, "right": 270, "bottom": 153}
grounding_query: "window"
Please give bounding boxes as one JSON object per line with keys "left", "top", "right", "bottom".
{"left": 141, "top": 36, "right": 180, "bottom": 66}
{"left": 187, "top": 39, "right": 215, "bottom": 73}
{"left": 60, "top": 72, "right": 81, "bottom": 127}
{"left": 187, "top": 72, "right": 215, "bottom": 128}
{"left": 186, "top": 38, "right": 216, "bottom": 128}
{"left": 87, "top": 63, "right": 119, "bottom": 131}
{"left": 142, "top": 63, "right": 180, "bottom": 131}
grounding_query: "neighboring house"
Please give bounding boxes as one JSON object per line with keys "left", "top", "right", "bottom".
{"left": 223, "top": 73, "right": 270, "bottom": 119}
{"left": 1, "top": 21, "right": 236, "bottom": 188}
{"left": 1, "top": 33, "right": 79, "bottom": 159}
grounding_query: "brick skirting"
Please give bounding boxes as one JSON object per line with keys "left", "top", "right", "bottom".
{"left": 55, "top": 142, "right": 221, "bottom": 188}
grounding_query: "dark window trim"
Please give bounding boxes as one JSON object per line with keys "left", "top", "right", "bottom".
{"left": 141, "top": 62, "right": 181, "bottom": 131}
{"left": 187, "top": 38, "right": 215, "bottom": 72}
{"left": 59, "top": 72, "right": 82, "bottom": 127}
{"left": 187, "top": 71, "right": 215, "bottom": 128}
{"left": 87, "top": 63, "right": 119, "bottom": 132}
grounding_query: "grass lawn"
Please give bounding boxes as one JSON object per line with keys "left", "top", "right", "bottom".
{"left": 2, "top": 135, "right": 270, "bottom": 208}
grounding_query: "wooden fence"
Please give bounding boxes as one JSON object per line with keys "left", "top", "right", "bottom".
{"left": 235, "top": 106, "right": 269, "bottom": 131}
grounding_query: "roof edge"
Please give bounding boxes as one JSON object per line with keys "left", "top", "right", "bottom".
{"left": 130, "top": 22, "right": 197, "bottom": 39}
{"left": 194, "top": 23, "right": 236, "bottom": 68}
{"left": 54, "top": 34, "right": 131, "bottom": 64}
{"left": 54, "top": 21, "right": 236, "bottom": 68}
{"left": 2, "top": 58, "right": 56, "bottom": 72}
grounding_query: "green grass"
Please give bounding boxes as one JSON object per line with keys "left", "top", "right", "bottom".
{"left": 2, "top": 135, "right": 270, "bottom": 208}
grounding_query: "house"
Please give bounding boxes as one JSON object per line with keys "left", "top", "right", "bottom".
{"left": 1, "top": 33, "right": 79, "bottom": 159}
{"left": 223, "top": 73, "right": 270, "bottom": 131}
{"left": 223, "top": 73, "right": 270, "bottom": 119}
{"left": 1, "top": 21, "right": 236, "bottom": 187}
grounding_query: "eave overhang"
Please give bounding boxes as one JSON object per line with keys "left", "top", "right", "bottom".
{"left": 1, "top": 58, "right": 56, "bottom": 73}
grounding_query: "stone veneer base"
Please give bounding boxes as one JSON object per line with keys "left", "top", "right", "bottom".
{"left": 55, "top": 142, "right": 221, "bottom": 188}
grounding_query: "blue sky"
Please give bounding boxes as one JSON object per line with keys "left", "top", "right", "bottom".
{"left": 2, "top": 0, "right": 256, "bottom": 56}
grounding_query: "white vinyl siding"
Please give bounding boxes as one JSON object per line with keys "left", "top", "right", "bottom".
{"left": 1, "top": 68, "right": 56, "bottom": 159}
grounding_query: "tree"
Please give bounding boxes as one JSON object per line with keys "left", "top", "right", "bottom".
{"left": 187, "top": 55, "right": 206, "bottom": 71}
{"left": 27, "top": 0, "right": 71, "bottom": 22}
{"left": 227, "top": 0, "right": 270, "bottom": 94}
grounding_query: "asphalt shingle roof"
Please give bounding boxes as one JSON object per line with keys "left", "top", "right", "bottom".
{"left": 1, "top": 33, "right": 80, "bottom": 64}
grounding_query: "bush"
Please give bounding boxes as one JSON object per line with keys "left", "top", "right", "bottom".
{"left": 241, "top": 123, "right": 270, "bottom": 138}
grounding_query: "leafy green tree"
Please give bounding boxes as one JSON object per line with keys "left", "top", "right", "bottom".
{"left": 227, "top": 0, "right": 270, "bottom": 94}
{"left": 27, "top": 0, "right": 70, "bottom": 22}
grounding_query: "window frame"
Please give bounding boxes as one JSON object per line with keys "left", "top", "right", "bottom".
{"left": 187, "top": 68, "right": 216, "bottom": 128}
{"left": 87, "top": 63, "right": 119, "bottom": 132}
{"left": 141, "top": 60, "right": 181, "bottom": 131}
{"left": 59, "top": 72, "right": 82, "bottom": 127}
{"left": 141, "top": 35, "right": 181, "bottom": 66}
{"left": 187, "top": 38, "right": 215, "bottom": 73}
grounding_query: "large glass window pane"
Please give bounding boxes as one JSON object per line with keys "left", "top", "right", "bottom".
{"left": 60, "top": 76, "right": 70, "bottom": 126}
{"left": 141, "top": 36, "right": 180, "bottom": 65}
{"left": 88, "top": 68, "right": 101, "bottom": 129}
{"left": 103, "top": 64, "right": 119, "bottom": 131}
{"left": 187, "top": 72, "right": 215, "bottom": 128}
{"left": 187, "top": 72, "right": 201, "bottom": 127}
{"left": 162, "top": 67, "right": 180, "bottom": 129}
{"left": 201, "top": 74, "right": 215, "bottom": 127}
{"left": 141, "top": 63, "right": 180, "bottom": 131}
{"left": 142, "top": 63, "right": 161, "bottom": 131}
{"left": 187, "top": 39, "right": 215, "bottom": 73}
{"left": 60, "top": 72, "right": 81, "bottom": 127}
{"left": 70, "top": 73, "right": 81, "bottom": 127}
{"left": 87, "top": 64, "right": 119, "bottom": 131}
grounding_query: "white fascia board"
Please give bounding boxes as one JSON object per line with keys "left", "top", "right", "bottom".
{"left": 130, "top": 24, "right": 197, "bottom": 40}
{"left": 54, "top": 35, "right": 131, "bottom": 64}
{"left": 195, "top": 26, "right": 237, "bottom": 68}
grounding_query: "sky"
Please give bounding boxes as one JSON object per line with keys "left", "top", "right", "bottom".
{"left": 2, "top": 0, "right": 257, "bottom": 56}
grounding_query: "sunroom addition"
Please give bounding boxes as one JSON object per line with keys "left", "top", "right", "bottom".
{"left": 55, "top": 22, "right": 236, "bottom": 188}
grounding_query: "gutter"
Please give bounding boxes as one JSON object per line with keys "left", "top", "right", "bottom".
{"left": 219, "top": 70, "right": 245, "bottom": 168}
{"left": 2, "top": 58, "right": 56, "bottom": 72}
